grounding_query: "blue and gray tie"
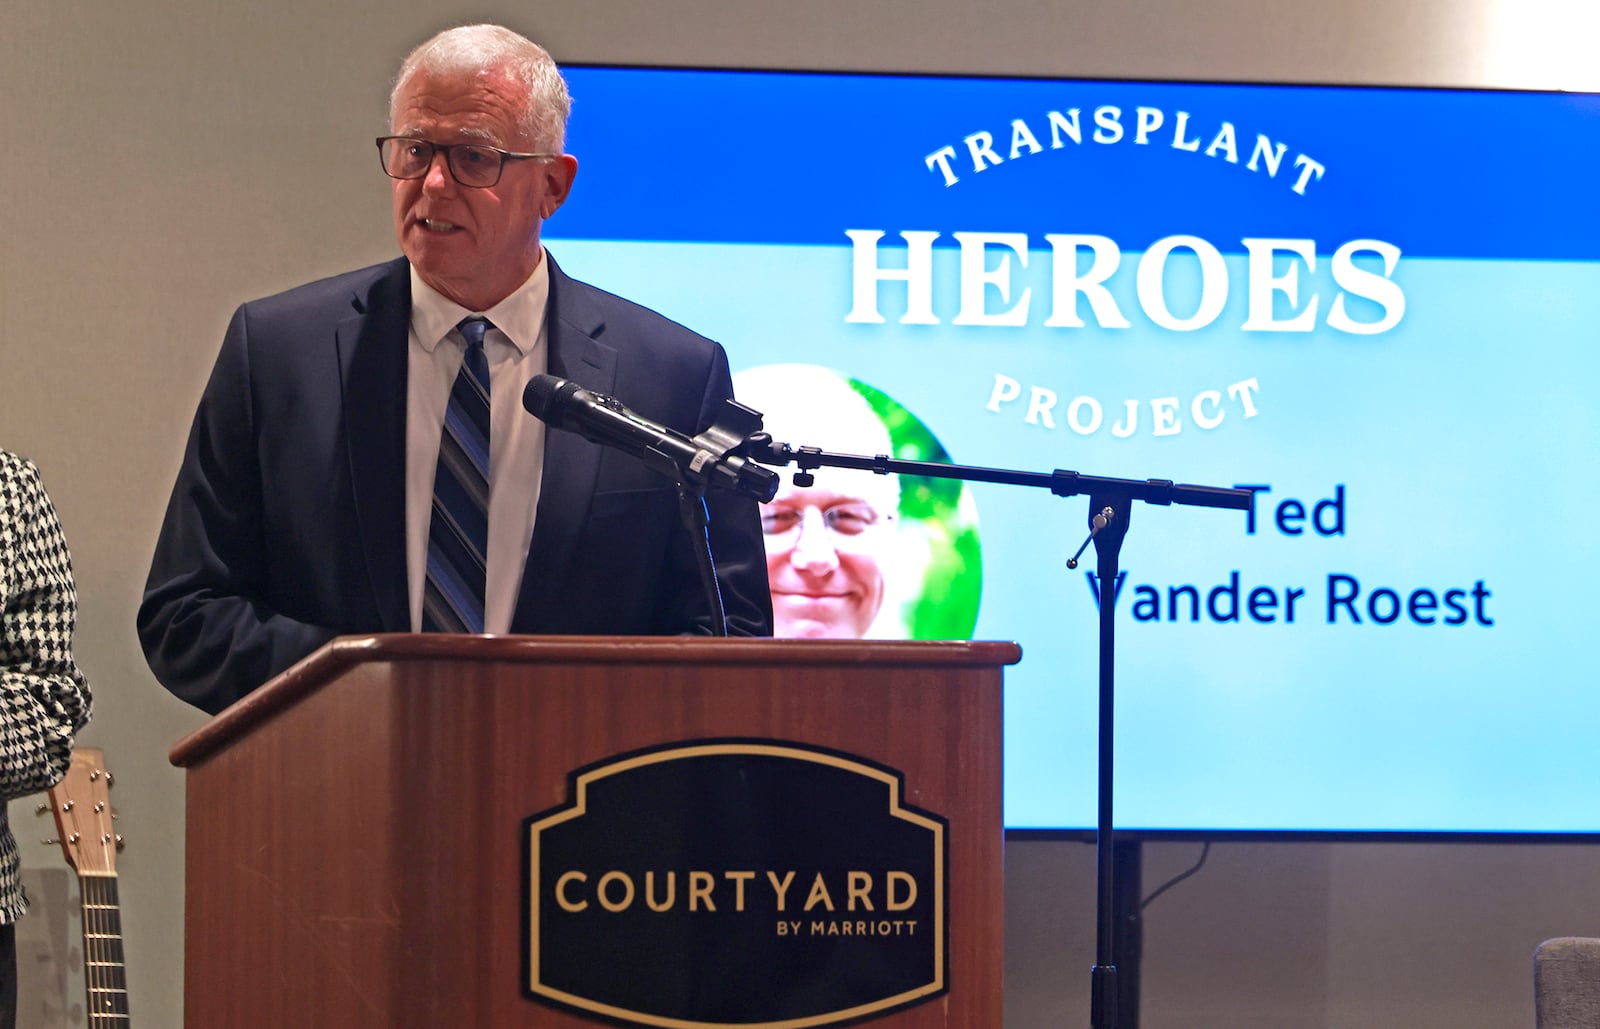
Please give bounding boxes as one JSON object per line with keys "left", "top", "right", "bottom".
{"left": 422, "top": 316, "right": 493, "bottom": 633}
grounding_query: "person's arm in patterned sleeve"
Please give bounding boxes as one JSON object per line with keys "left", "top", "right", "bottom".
{"left": 0, "top": 451, "right": 92, "bottom": 803}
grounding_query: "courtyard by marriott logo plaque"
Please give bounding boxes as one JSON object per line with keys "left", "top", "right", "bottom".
{"left": 524, "top": 740, "right": 947, "bottom": 1027}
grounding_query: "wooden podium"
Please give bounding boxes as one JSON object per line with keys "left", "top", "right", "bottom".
{"left": 169, "top": 634, "right": 1018, "bottom": 1028}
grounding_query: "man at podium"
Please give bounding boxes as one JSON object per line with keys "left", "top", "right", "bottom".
{"left": 137, "top": 24, "right": 771, "bottom": 716}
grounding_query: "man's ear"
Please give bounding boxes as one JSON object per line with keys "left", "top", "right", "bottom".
{"left": 541, "top": 154, "right": 579, "bottom": 219}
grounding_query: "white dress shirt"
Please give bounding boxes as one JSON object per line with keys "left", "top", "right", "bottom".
{"left": 405, "top": 257, "right": 550, "bottom": 633}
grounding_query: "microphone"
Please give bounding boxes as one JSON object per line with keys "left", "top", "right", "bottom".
{"left": 523, "top": 374, "right": 779, "bottom": 502}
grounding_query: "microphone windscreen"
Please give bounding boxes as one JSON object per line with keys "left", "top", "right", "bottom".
{"left": 523, "top": 374, "right": 579, "bottom": 423}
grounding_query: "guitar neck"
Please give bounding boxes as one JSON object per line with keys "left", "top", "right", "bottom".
{"left": 79, "top": 872, "right": 129, "bottom": 1027}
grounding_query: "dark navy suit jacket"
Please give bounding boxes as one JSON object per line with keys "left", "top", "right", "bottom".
{"left": 139, "top": 256, "right": 772, "bottom": 714}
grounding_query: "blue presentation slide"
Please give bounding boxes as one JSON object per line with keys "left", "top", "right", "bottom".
{"left": 548, "top": 67, "right": 1600, "bottom": 834}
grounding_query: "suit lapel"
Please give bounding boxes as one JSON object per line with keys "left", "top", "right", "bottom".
{"left": 513, "top": 257, "right": 617, "bottom": 630}
{"left": 338, "top": 258, "right": 413, "bottom": 632}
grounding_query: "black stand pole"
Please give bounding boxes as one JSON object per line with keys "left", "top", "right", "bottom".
{"left": 675, "top": 483, "right": 729, "bottom": 637}
{"left": 1088, "top": 489, "right": 1131, "bottom": 1029}
{"left": 1113, "top": 839, "right": 1144, "bottom": 1028}
{"left": 751, "top": 438, "right": 1252, "bottom": 1029}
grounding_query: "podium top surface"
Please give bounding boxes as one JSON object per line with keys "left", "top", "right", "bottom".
{"left": 170, "top": 634, "right": 1021, "bottom": 768}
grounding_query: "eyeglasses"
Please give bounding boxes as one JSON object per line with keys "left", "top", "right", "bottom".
{"left": 375, "top": 136, "right": 559, "bottom": 189}
{"left": 760, "top": 502, "right": 889, "bottom": 539}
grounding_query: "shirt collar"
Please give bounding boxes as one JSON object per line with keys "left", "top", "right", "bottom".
{"left": 408, "top": 253, "right": 550, "bottom": 356}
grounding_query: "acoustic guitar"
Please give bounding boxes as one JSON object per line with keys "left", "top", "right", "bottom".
{"left": 45, "top": 747, "right": 130, "bottom": 1027}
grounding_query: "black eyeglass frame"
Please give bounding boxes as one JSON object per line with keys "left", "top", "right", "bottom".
{"left": 375, "top": 136, "right": 560, "bottom": 188}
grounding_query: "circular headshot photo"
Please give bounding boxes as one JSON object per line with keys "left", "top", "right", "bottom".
{"left": 733, "top": 364, "right": 982, "bottom": 640}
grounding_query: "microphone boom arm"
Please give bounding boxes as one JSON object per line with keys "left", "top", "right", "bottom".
{"left": 750, "top": 435, "right": 1249, "bottom": 512}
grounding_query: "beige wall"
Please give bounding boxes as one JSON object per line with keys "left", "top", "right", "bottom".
{"left": 2, "top": 1, "right": 1595, "bottom": 1026}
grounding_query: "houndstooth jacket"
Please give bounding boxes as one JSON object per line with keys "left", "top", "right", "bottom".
{"left": 0, "top": 451, "right": 91, "bottom": 923}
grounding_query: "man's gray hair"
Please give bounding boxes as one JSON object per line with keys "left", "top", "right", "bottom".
{"left": 390, "top": 24, "right": 572, "bottom": 151}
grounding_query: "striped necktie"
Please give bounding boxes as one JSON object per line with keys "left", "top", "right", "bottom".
{"left": 422, "top": 316, "right": 493, "bottom": 633}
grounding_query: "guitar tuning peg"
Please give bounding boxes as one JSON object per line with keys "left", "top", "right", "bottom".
{"left": 114, "top": 835, "right": 125, "bottom": 851}
{"left": 41, "top": 838, "right": 60, "bottom": 847}
{"left": 104, "top": 772, "right": 114, "bottom": 788}
{"left": 34, "top": 803, "right": 50, "bottom": 816}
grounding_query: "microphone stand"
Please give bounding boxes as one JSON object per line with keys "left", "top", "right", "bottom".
{"left": 523, "top": 376, "right": 781, "bottom": 638}
{"left": 659, "top": 399, "right": 778, "bottom": 638}
{"left": 752, "top": 437, "right": 1252, "bottom": 1029}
